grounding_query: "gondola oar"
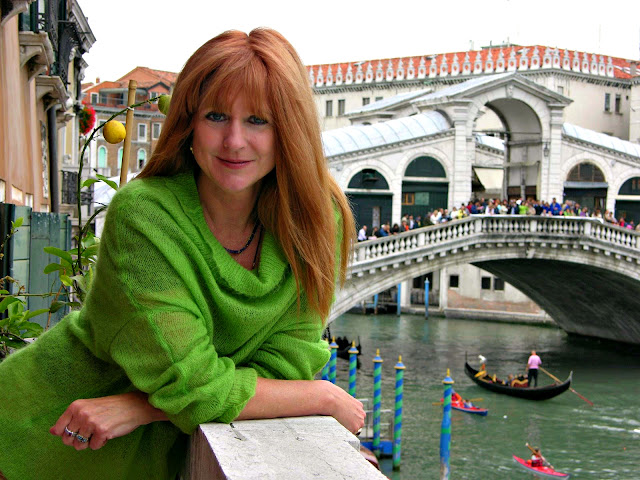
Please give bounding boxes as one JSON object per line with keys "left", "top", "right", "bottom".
{"left": 540, "top": 367, "right": 594, "bottom": 406}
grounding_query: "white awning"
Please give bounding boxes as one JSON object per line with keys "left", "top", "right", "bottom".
{"left": 474, "top": 167, "right": 504, "bottom": 191}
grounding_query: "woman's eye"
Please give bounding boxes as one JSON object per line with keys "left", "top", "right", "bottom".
{"left": 206, "top": 112, "right": 227, "bottom": 122}
{"left": 248, "top": 115, "right": 268, "bottom": 126}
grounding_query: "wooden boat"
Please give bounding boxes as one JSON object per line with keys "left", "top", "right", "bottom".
{"left": 513, "top": 455, "right": 570, "bottom": 478}
{"left": 464, "top": 361, "right": 572, "bottom": 400}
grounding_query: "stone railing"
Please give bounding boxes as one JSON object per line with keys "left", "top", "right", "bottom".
{"left": 183, "top": 417, "right": 386, "bottom": 480}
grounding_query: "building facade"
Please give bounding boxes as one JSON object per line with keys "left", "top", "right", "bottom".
{"left": 0, "top": 0, "right": 94, "bottom": 213}
{"left": 81, "top": 67, "right": 175, "bottom": 181}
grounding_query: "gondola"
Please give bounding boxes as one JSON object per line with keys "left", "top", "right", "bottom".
{"left": 464, "top": 361, "right": 572, "bottom": 400}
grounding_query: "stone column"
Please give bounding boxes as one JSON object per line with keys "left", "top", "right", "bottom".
{"left": 540, "top": 105, "right": 565, "bottom": 202}
{"left": 450, "top": 102, "right": 473, "bottom": 208}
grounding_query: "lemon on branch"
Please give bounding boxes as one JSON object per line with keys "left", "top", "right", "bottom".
{"left": 103, "top": 120, "right": 126, "bottom": 144}
{"left": 158, "top": 94, "right": 171, "bottom": 115}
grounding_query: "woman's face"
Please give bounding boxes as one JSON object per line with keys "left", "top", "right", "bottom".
{"left": 191, "top": 92, "right": 275, "bottom": 199}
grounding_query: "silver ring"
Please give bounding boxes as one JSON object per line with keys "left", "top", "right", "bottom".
{"left": 76, "top": 434, "right": 89, "bottom": 443}
{"left": 64, "top": 426, "right": 77, "bottom": 437}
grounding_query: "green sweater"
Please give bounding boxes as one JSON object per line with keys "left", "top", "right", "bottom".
{"left": 0, "top": 172, "right": 330, "bottom": 480}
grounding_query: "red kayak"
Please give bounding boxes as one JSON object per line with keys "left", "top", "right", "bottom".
{"left": 451, "top": 400, "right": 488, "bottom": 416}
{"left": 513, "top": 455, "right": 570, "bottom": 478}
{"left": 446, "top": 392, "right": 489, "bottom": 416}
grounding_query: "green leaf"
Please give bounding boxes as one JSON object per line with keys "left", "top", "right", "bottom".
{"left": 0, "top": 290, "right": 9, "bottom": 295}
{"left": 43, "top": 263, "right": 66, "bottom": 274}
{"left": 44, "top": 247, "right": 73, "bottom": 266}
{"left": 0, "top": 296, "right": 21, "bottom": 313}
{"left": 81, "top": 244, "right": 100, "bottom": 258}
{"left": 59, "top": 275, "right": 73, "bottom": 287}
{"left": 95, "top": 174, "right": 118, "bottom": 191}
{"left": 81, "top": 178, "right": 100, "bottom": 188}
{"left": 23, "top": 308, "right": 49, "bottom": 321}
{"left": 11, "top": 217, "right": 23, "bottom": 229}
{"left": 49, "top": 301, "right": 65, "bottom": 313}
{"left": 21, "top": 322, "right": 44, "bottom": 337}
{"left": 8, "top": 301, "right": 24, "bottom": 317}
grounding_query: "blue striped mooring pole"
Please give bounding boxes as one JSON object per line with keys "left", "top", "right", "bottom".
{"left": 348, "top": 341, "right": 359, "bottom": 397}
{"left": 329, "top": 337, "right": 338, "bottom": 384}
{"left": 372, "top": 349, "right": 383, "bottom": 456}
{"left": 321, "top": 339, "right": 330, "bottom": 381}
{"left": 396, "top": 283, "right": 402, "bottom": 316}
{"left": 392, "top": 355, "right": 405, "bottom": 470}
{"left": 424, "top": 278, "right": 430, "bottom": 318}
{"left": 440, "top": 368, "right": 454, "bottom": 480}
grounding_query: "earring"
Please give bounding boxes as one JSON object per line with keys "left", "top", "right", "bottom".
{"left": 189, "top": 146, "right": 194, "bottom": 154}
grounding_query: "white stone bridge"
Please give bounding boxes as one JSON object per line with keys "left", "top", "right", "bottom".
{"left": 331, "top": 215, "right": 640, "bottom": 345}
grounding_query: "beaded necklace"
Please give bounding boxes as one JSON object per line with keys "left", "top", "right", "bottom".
{"left": 223, "top": 221, "right": 261, "bottom": 255}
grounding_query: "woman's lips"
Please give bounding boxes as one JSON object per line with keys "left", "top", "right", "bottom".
{"left": 217, "top": 157, "right": 251, "bottom": 168}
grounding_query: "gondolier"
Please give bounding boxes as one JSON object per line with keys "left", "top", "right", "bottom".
{"left": 526, "top": 350, "right": 542, "bottom": 387}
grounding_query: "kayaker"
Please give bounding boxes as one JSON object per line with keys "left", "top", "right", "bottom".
{"left": 530, "top": 447, "right": 550, "bottom": 467}
{"left": 526, "top": 350, "right": 542, "bottom": 387}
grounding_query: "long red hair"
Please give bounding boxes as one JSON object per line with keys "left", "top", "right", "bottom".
{"left": 139, "top": 28, "right": 354, "bottom": 320}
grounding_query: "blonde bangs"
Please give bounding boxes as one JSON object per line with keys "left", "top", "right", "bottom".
{"left": 199, "top": 53, "right": 273, "bottom": 122}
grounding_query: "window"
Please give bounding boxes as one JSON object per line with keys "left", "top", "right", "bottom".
{"left": 402, "top": 193, "right": 415, "bottom": 205}
{"left": 604, "top": 93, "right": 611, "bottom": 112}
{"left": 152, "top": 122, "right": 161, "bottom": 139}
{"left": 98, "top": 146, "right": 107, "bottom": 168}
{"left": 11, "top": 185, "right": 23, "bottom": 204}
{"left": 449, "top": 275, "right": 459, "bottom": 288}
{"left": 375, "top": 96, "right": 383, "bottom": 102}
{"left": 138, "top": 123, "right": 147, "bottom": 141}
{"left": 557, "top": 86, "right": 564, "bottom": 95}
{"left": 0, "top": 179, "right": 5, "bottom": 202}
{"left": 362, "top": 97, "right": 370, "bottom": 106}
{"left": 615, "top": 94, "right": 621, "bottom": 114}
{"left": 91, "top": 93, "right": 98, "bottom": 104}
{"left": 325, "top": 100, "right": 333, "bottom": 117}
{"left": 481, "top": 276, "right": 492, "bottom": 290}
{"left": 338, "top": 99, "right": 345, "bottom": 116}
{"left": 494, "top": 278, "right": 505, "bottom": 291}
{"left": 137, "top": 149, "right": 146, "bottom": 170}
{"left": 25, "top": 193, "right": 33, "bottom": 208}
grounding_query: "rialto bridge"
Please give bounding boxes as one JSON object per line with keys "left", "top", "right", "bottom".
{"left": 330, "top": 215, "right": 640, "bottom": 345}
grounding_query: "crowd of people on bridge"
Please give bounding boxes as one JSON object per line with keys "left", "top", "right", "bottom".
{"left": 357, "top": 196, "right": 640, "bottom": 241}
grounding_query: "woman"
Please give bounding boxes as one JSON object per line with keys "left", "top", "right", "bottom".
{"left": 0, "top": 28, "right": 363, "bottom": 480}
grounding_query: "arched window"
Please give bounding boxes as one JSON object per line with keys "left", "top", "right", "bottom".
{"left": 619, "top": 178, "right": 640, "bottom": 195}
{"left": 137, "top": 149, "right": 147, "bottom": 170}
{"left": 97, "top": 146, "right": 107, "bottom": 168}
{"left": 566, "top": 163, "right": 605, "bottom": 183}
{"left": 405, "top": 156, "right": 446, "bottom": 178}
{"left": 118, "top": 147, "right": 123, "bottom": 169}
{"left": 347, "top": 169, "right": 389, "bottom": 190}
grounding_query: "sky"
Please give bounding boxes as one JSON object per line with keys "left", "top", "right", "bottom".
{"left": 78, "top": 0, "right": 640, "bottom": 84}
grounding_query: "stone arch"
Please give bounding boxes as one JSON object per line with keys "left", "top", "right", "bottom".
{"left": 466, "top": 85, "right": 550, "bottom": 140}
{"left": 400, "top": 154, "right": 449, "bottom": 222}
{"left": 340, "top": 160, "right": 395, "bottom": 192}
{"left": 560, "top": 153, "right": 612, "bottom": 184}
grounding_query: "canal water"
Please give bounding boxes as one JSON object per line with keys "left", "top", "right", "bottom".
{"left": 328, "top": 313, "right": 640, "bottom": 480}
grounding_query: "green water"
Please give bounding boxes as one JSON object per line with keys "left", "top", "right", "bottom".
{"left": 328, "top": 313, "right": 640, "bottom": 479}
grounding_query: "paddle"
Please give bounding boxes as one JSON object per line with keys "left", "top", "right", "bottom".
{"left": 431, "top": 397, "right": 483, "bottom": 406}
{"left": 540, "top": 367, "right": 594, "bottom": 406}
{"left": 525, "top": 442, "right": 554, "bottom": 470}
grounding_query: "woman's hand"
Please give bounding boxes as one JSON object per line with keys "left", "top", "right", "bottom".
{"left": 49, "top": 391, "right": 167, "bottom": 451}
{"left": 317, "top": 380, "right": 366, "bottom": 434}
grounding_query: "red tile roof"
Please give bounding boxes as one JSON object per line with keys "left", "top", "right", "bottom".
{"left": 306, "top": 45, "right": 638, "bottom": 86}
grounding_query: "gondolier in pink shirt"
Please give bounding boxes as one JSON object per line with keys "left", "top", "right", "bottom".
{"left": 526, "top": 350, "right": 542, "bottom": 387}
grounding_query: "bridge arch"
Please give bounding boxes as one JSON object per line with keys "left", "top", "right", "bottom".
{"left": 332, "top": 216, "right": 640, "bottom": 344}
